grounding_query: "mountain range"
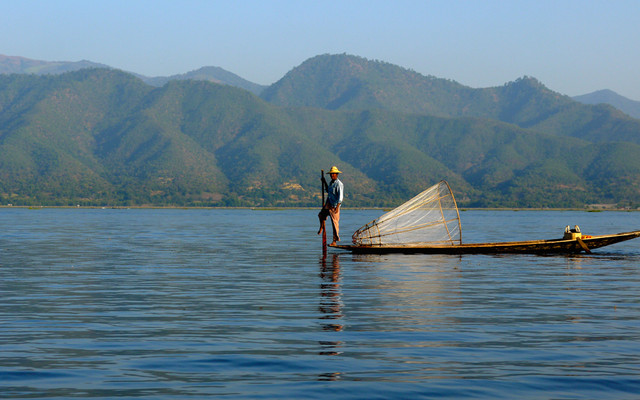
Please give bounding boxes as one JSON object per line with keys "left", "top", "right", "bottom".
{"left": 1, "top": 53, "right": 639, "bottom": 208}
{"left": 4, "top": 54, "right": 639, "bottom": 115}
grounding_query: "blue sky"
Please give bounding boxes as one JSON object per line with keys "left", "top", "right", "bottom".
{"left": 1, "top": 0, "right": 638, "bottom": 99}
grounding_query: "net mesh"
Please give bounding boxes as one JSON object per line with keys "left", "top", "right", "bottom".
{"left": 352, "top": 180, "right": 462, "bottom": 246}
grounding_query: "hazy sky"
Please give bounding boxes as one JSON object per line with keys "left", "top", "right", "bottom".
{"left": 2, "top": 0, "right": 638, "bottom": 99}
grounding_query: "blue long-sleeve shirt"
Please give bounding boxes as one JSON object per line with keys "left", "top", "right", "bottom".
{"left": 326, "top": 178, "right": 343, "bottom": 208}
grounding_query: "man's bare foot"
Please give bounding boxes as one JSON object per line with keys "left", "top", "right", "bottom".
{"left": 329, "top": 241, "right": 337, "bottom": 246}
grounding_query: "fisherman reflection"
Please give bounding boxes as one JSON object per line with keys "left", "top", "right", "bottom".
{"left": 319, "top": 253, "right": 344, "bottom": 356}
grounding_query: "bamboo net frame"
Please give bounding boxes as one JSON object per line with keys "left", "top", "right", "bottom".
{"left": 352, "top": 181, "right": 462, "bottom": 246}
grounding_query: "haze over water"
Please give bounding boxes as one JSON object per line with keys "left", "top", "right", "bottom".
{"left": 2, "top": 208, "right": 640, "bottom": 399}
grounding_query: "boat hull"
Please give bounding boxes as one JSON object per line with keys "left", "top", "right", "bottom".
{"left": 333, "top": 231, "right": 640, "bottom": 255}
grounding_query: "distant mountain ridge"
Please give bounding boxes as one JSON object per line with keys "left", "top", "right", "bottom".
{"left": 1, "top": 54, "right": 640, "bottom": 208}
{"left": 262, "top": 54, "right": 640, "bottom": 144}
{"left": 573, "top": 89, "right": 640, "bottom": 119}
{"left": 0, "top": 54, "right": 110, "bottom": 74}
{"left": 4, "top": 53, "right": 638, "bottom": 117}
{"left": 143, "top": 66, "right": 265, "bottom": 94}
{"left": 0, "top": 54, "right": 265, "bottom": 95}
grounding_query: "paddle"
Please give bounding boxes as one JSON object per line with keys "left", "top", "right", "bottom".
{"left": 576, "top": 237, "right": 592, "bottom": 254}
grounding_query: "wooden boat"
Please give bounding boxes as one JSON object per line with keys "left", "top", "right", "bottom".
{"left": 333, "top": 230, "right": 640, "bottom": 255}
{"left": 332, "top": 180, "right": 640, "bottom": 255}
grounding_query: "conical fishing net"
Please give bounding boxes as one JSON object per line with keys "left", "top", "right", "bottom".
{"left": 352, "top": 180, "right": 462, "bottom": 246}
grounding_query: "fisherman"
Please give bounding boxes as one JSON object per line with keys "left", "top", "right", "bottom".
{"left": 318, "top": 166, "right": 344, "bottom": 246}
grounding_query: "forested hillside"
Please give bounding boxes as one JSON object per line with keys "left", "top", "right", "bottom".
{"left": 1, "top": 55, "right": 640, "bottom": 208}
{"left": 262, "top": 54, "right": 640, "bottom": 144}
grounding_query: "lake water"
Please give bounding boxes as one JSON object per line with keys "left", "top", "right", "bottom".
{"left": 2, "top": 208, "right": 640, "bottom": 399}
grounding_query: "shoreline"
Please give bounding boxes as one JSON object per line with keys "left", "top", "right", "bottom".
{"left": 1, "top": 205, "right": 638, "bottom": 212}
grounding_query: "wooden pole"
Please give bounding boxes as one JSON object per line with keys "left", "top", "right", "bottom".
{"left": 321, "top": 169, "right": 327, "bottom": 254}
